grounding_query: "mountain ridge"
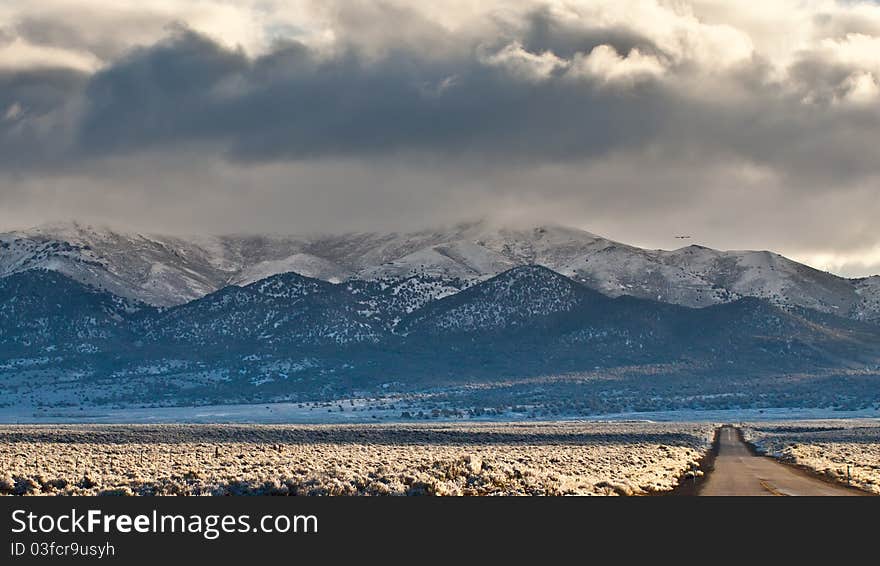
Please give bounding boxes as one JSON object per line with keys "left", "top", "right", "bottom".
{"left": 1, "top": 265, "right": 878, "bottom": 412}
{"left": 1, "top": 221, "right": 878, "bottom": 325}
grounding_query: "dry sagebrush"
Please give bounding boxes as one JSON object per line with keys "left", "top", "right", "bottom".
{"left": 742, "top": 421, "right": 880, "bottom": 495}
{"left": 0, "top": 422, "right": 715, "bottom": 496}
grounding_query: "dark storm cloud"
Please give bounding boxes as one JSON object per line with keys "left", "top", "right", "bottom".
{"left": 0, "top": 67, "right": 87, "bottom": 167}
{"left": 79, "top": 29, "right": 249, "bottom": 155}
{"left": 517, "top": 5, "right": 662, "bottom": 61}
{"left": 62, "top": 25, "right": 876, "bottom": 191}
{"left": 2, "top": 1, "right": 880, "bottom": 276}
{"left": 72, "top": 27, "right": 668, "bottom": 164}
{"left": 1, "top": 11, "right": 879, "bottom": 190}
{"left": 0, "top": 67, "right": 84, "bottom": 113}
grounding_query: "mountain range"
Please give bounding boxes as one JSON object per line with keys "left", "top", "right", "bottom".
{"left": 1, "top": 221, "right": 879, "bottom": 413}
{"left": 2, "top": 221, "right": 878, "bottom": 324}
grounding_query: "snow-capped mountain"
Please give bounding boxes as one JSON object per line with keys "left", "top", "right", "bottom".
{"left": 1, "top": 266, "right": 878, "bottom": 411}
{"left": 1, "top": 221, "right": 878, "bottom": 324}
{"left": 400, "top": 266, "right": 880, "bottom": 369}
{"left": 0, "top": 222, "right": 489, "bottom": 307}
{"left": 0, "top": 223, "right": 233, "bottom": 307}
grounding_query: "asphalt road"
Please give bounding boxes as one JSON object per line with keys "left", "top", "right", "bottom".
{"left": 699, "top": 426, "right": 863, "bottom": 496}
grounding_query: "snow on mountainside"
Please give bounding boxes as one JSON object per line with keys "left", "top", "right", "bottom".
{"left": 399, "top": 266, "right": 880, "bottom": 374}
{"left": 0, "top": 270, "right": 140, "bottom": 353}
{"left": 232, "top": 254, "right": 348, "bottom": 286}
{"left": 401, "top": 266, "right": 602, "bottom": 334}
{"left": 1, "top": 221, "right": 878, "bottom": 323}
{"left": 1, "top": 264, "right": 879, "bottom": 411}
{"left": 359, "top": 240, "right": 516, "bottom": 280}
{"left": 139, "top": 272, "right": 383, "bottom": 347}
{"left": 346, "top": 276, "right": 470, "bottom": 330}
{"left": 0, "top": 223, "right": 230, "bottom": 306}
{"left": 854, "top": 276, "right": 880, "bottom": 324}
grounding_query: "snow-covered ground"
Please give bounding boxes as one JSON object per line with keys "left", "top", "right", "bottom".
{"left": 592, "top": 407, "right": 880, "bottom": 422}
{"left": 1, "top": 402, "right": 877, "bottom": 425}
{"left": 0, "top": 399, "right": 405, "bottom": 425}
{"left": 0, "top": 422, "right": 714, "bottom": 496}
{"left": 742, "top": 421, "right": 880, "bottom": 494}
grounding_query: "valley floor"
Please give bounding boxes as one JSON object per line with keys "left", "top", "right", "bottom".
{"left": 742, "top": 421, "right": 880, "bottom": 495}
{"left": 1, "top": 402, "right": 879, "bottom": 425}
{"left": 0, "top": 422, "right": 714, "bottom": 496}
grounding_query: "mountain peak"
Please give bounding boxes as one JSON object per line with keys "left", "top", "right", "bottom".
{"left": 2, "top": 221, "right": 878, "bottom": 325}
{"left": 675, "top": 244, "right": 714, "bottom": 252}
{"left": 22, "top": 220, "right": 124, "bottom": 240}
{"left": 488, "top": 264, "right": 578, "bottom": 283}
{"left": 244, "top": 271, "right": 333, "bottom": 300}
{"left": 400, "top": 264, "right": 605, "bottom": 335}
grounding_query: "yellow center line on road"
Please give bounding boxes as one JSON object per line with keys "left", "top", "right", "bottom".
{"left": 759, "top": 480, "right": 787, "bottom": 496}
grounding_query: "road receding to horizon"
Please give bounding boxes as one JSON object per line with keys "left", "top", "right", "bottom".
{"left": 700, "top": 427, "right": 864, "bottom": 496}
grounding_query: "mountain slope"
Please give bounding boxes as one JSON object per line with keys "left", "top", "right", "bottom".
{"left": 401, "top": 265, "right": 607, "bottom": 335}
{"left": 1, "top": 221, "right": 877, "bottom": 325}
{"left": 854, "top": 276, "right": 880, "bottom": 324}
{"left": 401, "top": 266, "right": 880, "bottom": 373}
{"left": 1, "top": 268, "right": 878, "bottom": 411}
{"left": 0, "top": 269, "right": 140, "bottom": 355}
{"left": 139, "top": 272, "right": 384, "bottom": 348}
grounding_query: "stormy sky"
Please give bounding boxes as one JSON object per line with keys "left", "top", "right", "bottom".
{"left": 1, "top": 1, "right": 879, "bottom": 277}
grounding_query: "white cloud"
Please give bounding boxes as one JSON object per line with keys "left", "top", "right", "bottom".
{"left": 0, "top": 37, "right": 101, "bottom": 72}
{"left": 795, "top": 246, "right": 880, "bottom": 278}
{"left": 840, "top": 71, "right": 880, "bottom": 104}
{"left": 572, "top": 45, "right": 665, "bottom": 84}
{"left": 817, "top": 32, "right": 880, "bottom": 71}
{"left": 480, "top": 42, "right": 567, "bottom": 81}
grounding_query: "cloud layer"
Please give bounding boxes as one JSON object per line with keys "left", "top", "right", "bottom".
{"left": 1, "top": 1, "right": 879, "bottom": 276}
